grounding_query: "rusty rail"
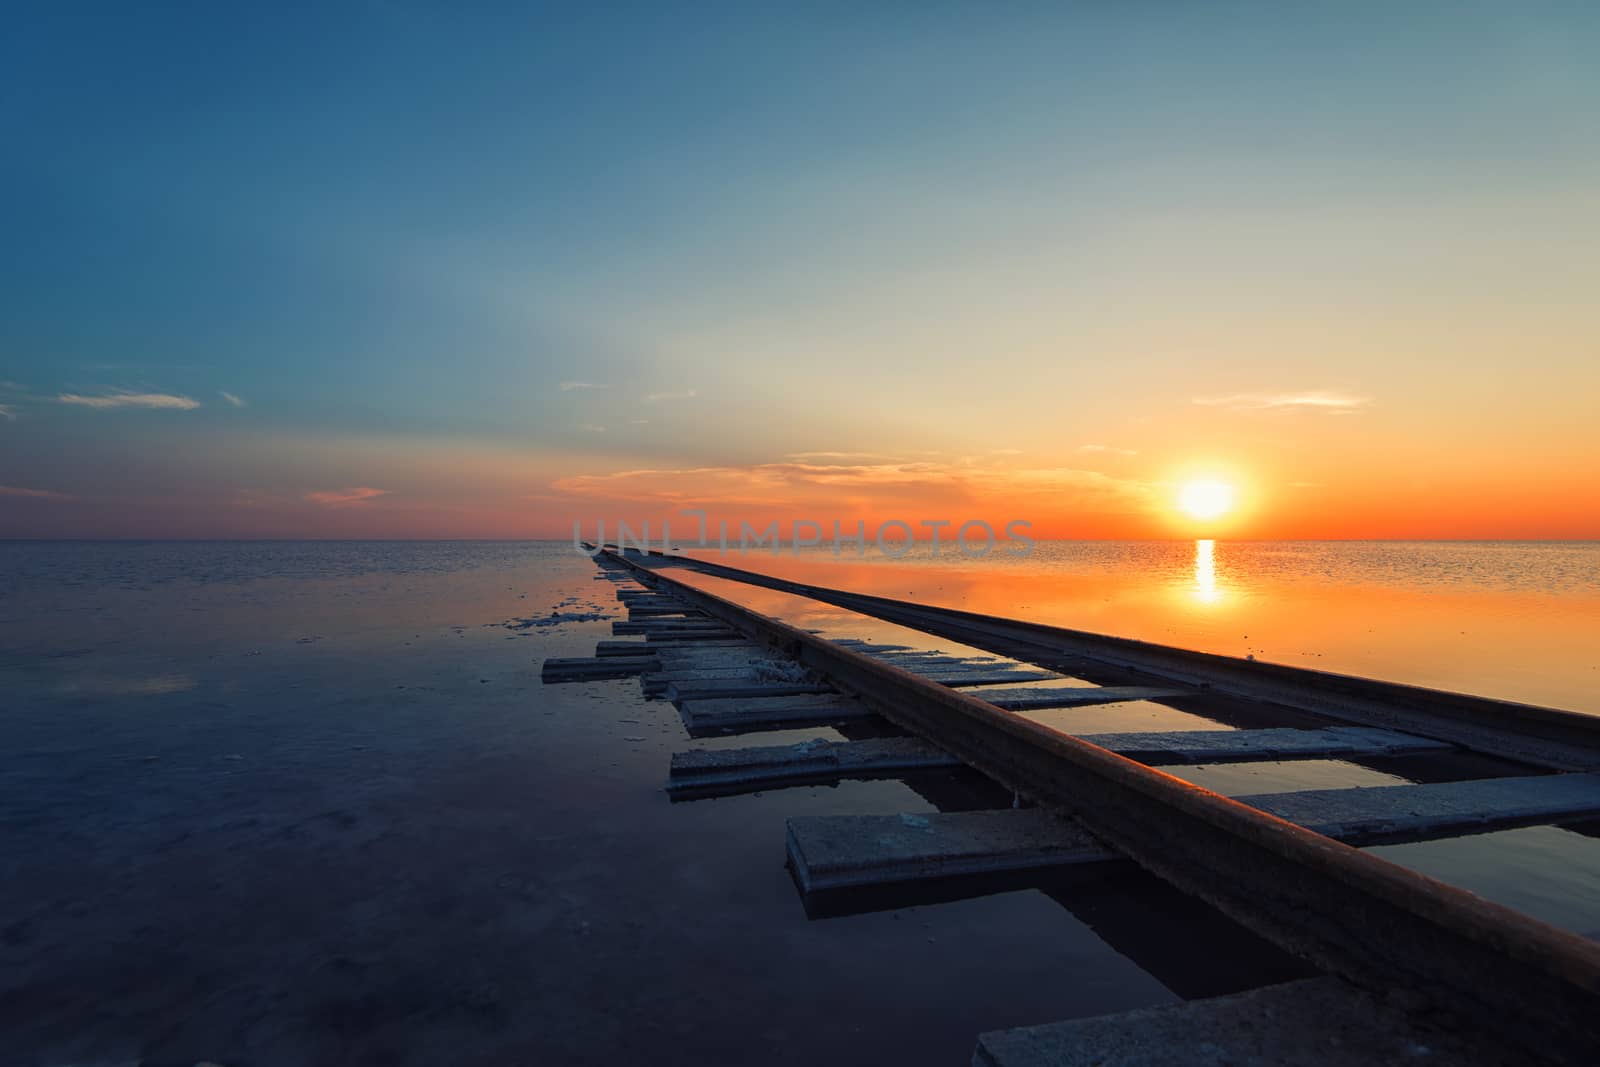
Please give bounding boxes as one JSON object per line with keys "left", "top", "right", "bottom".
{"left": 646, "top": 548, "right": 1600, "bottom": 771}
{"left": 601, "top": 546, "right": 1600, "bottom": 1064}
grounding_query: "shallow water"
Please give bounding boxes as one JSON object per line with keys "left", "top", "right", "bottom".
{"left": 3, "top": 539, "right": 1595, "bottom": 1063}
{"left": 665, "top": 556, "right": 1600, "bottom": 940}
{"left": 3, "top": 540, "right": 1253, "bottom": 1066}
{"left": 680, "top": 540, "right": 1600, "bottom": 714}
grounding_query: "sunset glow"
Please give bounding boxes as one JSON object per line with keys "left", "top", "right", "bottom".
{"left": 1, "top": 7, "right": 1598, "bottom": 542}
{"left": 8, "top": 9, "right": 1600, "bottom": 1063}
{"left": 1178, "top": 481, "right": 1237, "bottom": 522}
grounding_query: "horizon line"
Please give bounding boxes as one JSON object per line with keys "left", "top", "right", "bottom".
{"left": 5, "top": 537, "right": 1598, "bottom": 546}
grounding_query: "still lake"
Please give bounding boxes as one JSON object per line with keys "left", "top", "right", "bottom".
{"left": 680, "top": 539, "right": 1600, "bottom": 714}
{"left": 2, "top": 539, "right": 1596, "bottom": 1064}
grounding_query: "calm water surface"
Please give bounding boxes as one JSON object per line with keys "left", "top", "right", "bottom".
{"left": 683, "top": 540, "right": 1600, "bottom": 714}
{"left": 0, "top": 540, "right": 1205, "bottom": 1066}
{"left": 3, "top": 539, "right": 1598, "bottom": 1064}
{"left": 671, "top": 540, "right": 1600, "bottom": 940}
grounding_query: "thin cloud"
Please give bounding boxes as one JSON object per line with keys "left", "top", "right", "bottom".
{"left": 303, "top": 487, "right": 390, "bottom": 507}
{"left": 552, "top": 462, "right": 953, "bottom": 507}
{"left": 560, "top": 381, "right": 609, "bottom": 392}
{"left": 551, "top": 460, "right": 1157, "bottom": 515}
{"left": 581, "top": 423, "right": 607, "bottom": 433}
{"left": 786, "top": 451, "right": 902, "bottom": 462}
{"left": 1192, "top": 391, "right": 1370, "bottom": 414}
{"left": 219, "top": 390, "right": 246, "bottom": 408}
{"left": 989, "top": 448, "right": 1024, "bottom": 456}
{"left": 643, "top": 388, "right": 698, "bottom": 403}
{"left": 0, "top": 404, "right": 13, "bottom": 420}
{"left": 0, "top": 484, "right": 70, "bottom": 500}
{"left": 1002, "top": 467, "right": 1160, "bottom": 510}
{"left": 58, "top": 391, "right": 201, "bottom": 411}
{"left": 1077, "top": 444, "right": 1139, "bottom": 456}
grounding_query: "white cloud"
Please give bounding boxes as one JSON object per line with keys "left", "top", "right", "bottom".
{"left": 581, "top": 423, "right": 607, "bottom": 433}
{"left": 643, "top": 388, "right": 698, "bottom": 403}
{"left": 0, "top": 484, "right": 69, "bottom": 500}
{"left": 57, "top": 391, "right": 201, "bottom": 411}
{"left": 560, "top": 381, "right": 609, "bottom": 392}
{"left": 0, "top": 404, "right": 13, "bottom": 420}
{"left": 303, "top": 487, "right": 390, "bottom": 507}
{"left": 1077, "top": 444, "right": 1139, "bottom": 456}
{"left": 219, "top": 391, "right": 246, "bottom": 407}
{"left": 1192, "top": 391, "right": 1370, "bottom": 414}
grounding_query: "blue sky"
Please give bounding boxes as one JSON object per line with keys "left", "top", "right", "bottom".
{"left": 4, "top": 3, "right": 1599, "bottom": 537}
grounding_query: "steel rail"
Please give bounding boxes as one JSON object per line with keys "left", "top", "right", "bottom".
{"left": 642, "top": 549, "right": 1600, "bottom": 771}
{"left": 601, "top": 546, "right": 1600, "bottom": 1063}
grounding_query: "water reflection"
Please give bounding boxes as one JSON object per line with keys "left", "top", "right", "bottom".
{"left": 676, "top": 541, "right": 1600, "bottom": 714}
{"left": 1192, "top": 539, "right": 1221, "bottom": 604}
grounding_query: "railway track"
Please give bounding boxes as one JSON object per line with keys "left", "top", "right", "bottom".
{"left": 542, "top": 545, "right": 1600, "bottom": 1064}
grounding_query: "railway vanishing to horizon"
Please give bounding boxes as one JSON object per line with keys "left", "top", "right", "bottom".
{"left": 541, "top": 544, "right": 1600, "bottom": 1065}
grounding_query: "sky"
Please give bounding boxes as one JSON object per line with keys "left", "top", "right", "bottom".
{"left": 3, "top": 2, "right": 1598, "bottom": 540}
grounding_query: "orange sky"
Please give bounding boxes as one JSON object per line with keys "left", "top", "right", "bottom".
{"left": 6, "top": 413, "right": 1594, "bottom": 540}
{"left": 4, "top": 7, "right": 1599, "bottom": 541}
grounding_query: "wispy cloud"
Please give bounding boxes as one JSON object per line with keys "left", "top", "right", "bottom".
{"left": 581, "top": 423, "right": 607, "bottom": 433}
{"left": 989, "top": 448, "right": 1024, "bottom": 456}
{"left": 553, "top": 462, "right": 955, "bottom": 507}
{"left": 1192, "top": 391, "right": 1371, "bottom": 415}
{"left": 551, "top": 461, "right": 1158, "bottom": 517}
{"left": 303, "top": 487, "right": 390, "bottom": 507}
{"left": 57, "top": 391, "right": 201, "bottom": 411}
{"left": 219, "top": 390, "right": 246, "bottom": 408}
{"left": 1077, "top": 444, "right": 1139, "bottom": 456}
{"left": 560, "top": 381, "right": 609, "bottom": 392}
{"left": 0, "top": 404, "right": 13, "bottom": 420}
{"left": 0, "top": 484, "right": 70, "bottom": 500}
{"left": 643, "top": 388, "right": 698, "bottom": 403}
{"left": 786, "top": 451, "right": 901, "bottom": 463}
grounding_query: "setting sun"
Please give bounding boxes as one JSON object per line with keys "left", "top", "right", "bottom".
{"left": 1178, "top": 479, "right": 1236, "bottom": 521}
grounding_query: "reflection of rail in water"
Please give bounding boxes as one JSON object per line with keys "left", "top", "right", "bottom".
{"left": 541, "top": 544, "right": 1600, "bottom": 1064}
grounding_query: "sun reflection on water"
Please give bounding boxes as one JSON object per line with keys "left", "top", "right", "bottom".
{"left": 1192, "top": 538, "right": 1221, "bottom": 603}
